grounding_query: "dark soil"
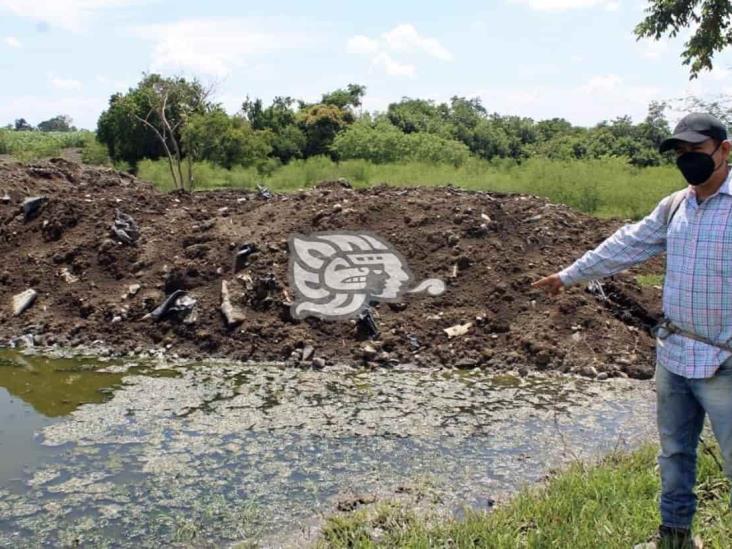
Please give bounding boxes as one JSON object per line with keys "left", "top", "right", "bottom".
{"left": 0, "top": 159, "right": 665, "bottom": 378}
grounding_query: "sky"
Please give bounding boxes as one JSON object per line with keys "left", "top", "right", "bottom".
{"left": 1, "top": 0, "right": 732, "bottom": 130}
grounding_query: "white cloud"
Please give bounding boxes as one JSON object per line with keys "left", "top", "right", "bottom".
{"left": 134, "top": 18, "right": 312, "bottom": 77}
{"left": 346, "top": 35, "right": 380, "bottom": 55}
{"left": 372, "top": 52, "right": 416, "bottom": 77}
{"left": 510, "top": 0, "right": 619, "bottom": 11}
{"left": 4, "top": 35, "right": 21, "bottom": 48}
{"left": 49, "top": 75, "right": 83, "bottom": 91}
{"left": 0, "top": 0, "right": 149, "bottom": 32}
{"left": 382, "top": 24, "right": 453, "bottom": 61}
{"left": 346, "top": 23, "right": 452, "bottom": 78}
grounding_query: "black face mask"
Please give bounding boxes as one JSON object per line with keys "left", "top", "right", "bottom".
{"left": 676, "top": 142, "right": 723, "bottom": 185}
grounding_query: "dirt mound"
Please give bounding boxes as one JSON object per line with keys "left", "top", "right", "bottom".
{"left": 0, "top": 159, "right": 664, "bottom": 378}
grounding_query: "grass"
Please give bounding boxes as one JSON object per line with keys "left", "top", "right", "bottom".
{"left": 317, "top": 442, "right": 731, "bottom": 548}
{"left": 1, "top": 132, "right": 684, "bottom": 220}
{"left": 636, "top": 274, "right": 665, "bottom": 288}
{"left": 0, "top": 129, "right": 94, "bottom": 162}
{"left": 137, "top": 156, "right": 685, "bottom": 220}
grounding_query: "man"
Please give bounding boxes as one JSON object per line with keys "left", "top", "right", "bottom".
{"left": 532, "top": 112, "right": 732, "bottom": 549}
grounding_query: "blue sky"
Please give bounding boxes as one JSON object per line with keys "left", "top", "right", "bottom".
{"left": 2, "top": 0, "right": 732, "bottom": 130}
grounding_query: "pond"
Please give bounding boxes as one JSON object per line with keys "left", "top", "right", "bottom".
{"left": 0, "top": 349, "right": 656, "bottom": 548}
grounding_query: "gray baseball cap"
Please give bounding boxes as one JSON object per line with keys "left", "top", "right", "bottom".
{"left": 659, "top": 112, "right": 728, "bottom": 152}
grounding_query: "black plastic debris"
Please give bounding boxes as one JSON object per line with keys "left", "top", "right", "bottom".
{"left": 110, "top": 209, "right": 140, "bottom": 245}
{"left": 357, "top": 307, "right": 380, "bottom": 339}
{"left": 21, "top": 196, "right": 48, "bottom": 222}
{"left": 149, "top": 290, "right": 197, "bottom": 322}
{"left": 256, "top": 183, "right": 272, "bottom": 199}
{"left": 251, "top": 273, "right": 279, "bottom": 309}
{"left": 233, "top": 243, "right": 257, "bottom": 273}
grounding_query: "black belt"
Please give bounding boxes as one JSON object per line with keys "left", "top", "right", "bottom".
{"left": 652, "top": 317, "right": 732, "bottom": 353}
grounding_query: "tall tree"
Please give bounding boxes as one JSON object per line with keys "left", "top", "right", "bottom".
{"left": 97, "top": 73, "right": 211, "bottom": 184}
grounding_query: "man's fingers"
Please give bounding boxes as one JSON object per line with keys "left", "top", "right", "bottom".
{"left": 531, "top": 274, "right": 563, "bottom": 294}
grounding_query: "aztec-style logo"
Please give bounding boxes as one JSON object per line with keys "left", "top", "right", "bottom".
{"left": 288, "top": 231, "right": 446, "bottom": 320}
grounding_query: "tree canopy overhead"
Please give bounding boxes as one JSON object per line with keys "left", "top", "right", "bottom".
{"left": 635, "top": 0, "right": 732, "bottom": 78}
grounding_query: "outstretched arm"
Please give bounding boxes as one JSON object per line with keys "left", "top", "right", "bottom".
{"left": 533, "top": 195, "right": 672, "bottom": 293}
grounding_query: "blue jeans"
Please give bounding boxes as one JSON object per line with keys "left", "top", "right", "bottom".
{"left": 656, "top": 356, "right": 732, "bottom": 528}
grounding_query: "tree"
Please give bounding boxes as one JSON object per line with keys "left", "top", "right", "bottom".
{"left": 297, "top": 103, "right": 354, "bottom": 157}
{"left": 332, "top": 119, "right": 471, "bottom": 166}
{"left": 14, "top": 118, "right": 33, "bottom": 131}
{"left": 242, "top": 96, "right": 306, "bottom": 162}
{"left": 37, "top": 115, "right": 75, "bottom": 132}
{"left": 678, "top": 94, "right": 732, "bottom": 127}
{"left": 635, "top": 0, "right": 732, "bottom": 78}
{"left": 183, "top": 109, "right": 272, "bottom": 169}
{"left": 386, "top": 98, "right": 451, "bottom": 136}
{"left": 97, "top": 74, "right": 211, "bottom": 184}
{"left": 321, "top": 83, "right": 366, "bottom": 109}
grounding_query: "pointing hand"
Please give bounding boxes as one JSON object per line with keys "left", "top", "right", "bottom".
{"left": 531, "top": 273, "right": 564, "bottom": 296}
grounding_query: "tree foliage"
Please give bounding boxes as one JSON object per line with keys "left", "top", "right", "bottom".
{"left": 332, "top": 119, "right": 471, "bottom": 165}
{"left": 96, "top": 74, "right": 211, "bottom": 168}
{"left": 635, "top": 0, "right": 732, "bottom": 78}
{"left": 14, "top": 118, "right": 33, "bottom": 131}
{"left": 242, "top": 96, "right": 305, "bottom": 162}
{"left": 183, "top": 109, "right": 272, "bottom": 169}
{"left": 91, "top": 76, "right": 676, "bottom": 185}
{"left": 37, "top": 115, "right": 76, "bottom": 132}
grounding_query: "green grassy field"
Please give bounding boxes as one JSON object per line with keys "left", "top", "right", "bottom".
{"left": 137, "top": 156, "right": 684, "bottom": 220}
{"left": 316, "top": 442, "right": 731, "bottom": 549}
{"left": 0, "top": 129, "right": 92, "bottom": 161}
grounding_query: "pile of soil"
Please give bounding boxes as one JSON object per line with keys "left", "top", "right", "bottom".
{"left": 0, "top": 159, "right": 664, "bottom": 378}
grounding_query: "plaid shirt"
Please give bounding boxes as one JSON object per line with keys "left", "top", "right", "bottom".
{"left": 558, "top": 169, "right": 732, "bottom": 378}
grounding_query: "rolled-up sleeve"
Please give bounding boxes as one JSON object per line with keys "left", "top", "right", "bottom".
{"left": 558, "top": 196, "right": 670, "bottom": 287}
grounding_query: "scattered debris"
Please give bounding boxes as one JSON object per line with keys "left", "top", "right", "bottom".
{"left": 0, "top": 160, "right": 662, "bottom": 378}
{"left": 110, "top": 209, "right": 140, "bottom": 245}
{"left": 256, "top": 183, "right": 272, "bottom": 199}
{"left": 301, "top": 344, "right": 315, "bottom": 362}
{"left": 233, "top": 243, "right": 257, "bottom": 273}
{"left": 12, "top": 289, "right": 37, "bottom": 316}
{"left": 220, "top": 280, "right": 246, "bottom": 328}
{"left": 21, "top": 196, "right": 48, "bottom": 222}
{"left": 147, "top": 290, "right": 197, "bottom": 323}
{"left": 357, "top": 308, "right": 380, "bottom": 339}
{"left": 127, "top": 284, "right": 141, "bottom": 298}
{"left": 60, "top": 267, "right": 79, "bottom": 284}
{"left": 444, "top": 322, "right": 473, "bottom": 339}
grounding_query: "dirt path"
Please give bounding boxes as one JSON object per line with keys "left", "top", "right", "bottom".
{"left": 0, "top": 159, "right": 663, "bottom": 378}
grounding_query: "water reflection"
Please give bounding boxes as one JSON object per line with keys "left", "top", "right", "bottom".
{"left": 0, "top": 350, "right": 125, "bottom": 417}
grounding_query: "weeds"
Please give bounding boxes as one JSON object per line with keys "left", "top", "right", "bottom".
{"left": 137, "top": 156, "right": 684, "bottom": 220}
